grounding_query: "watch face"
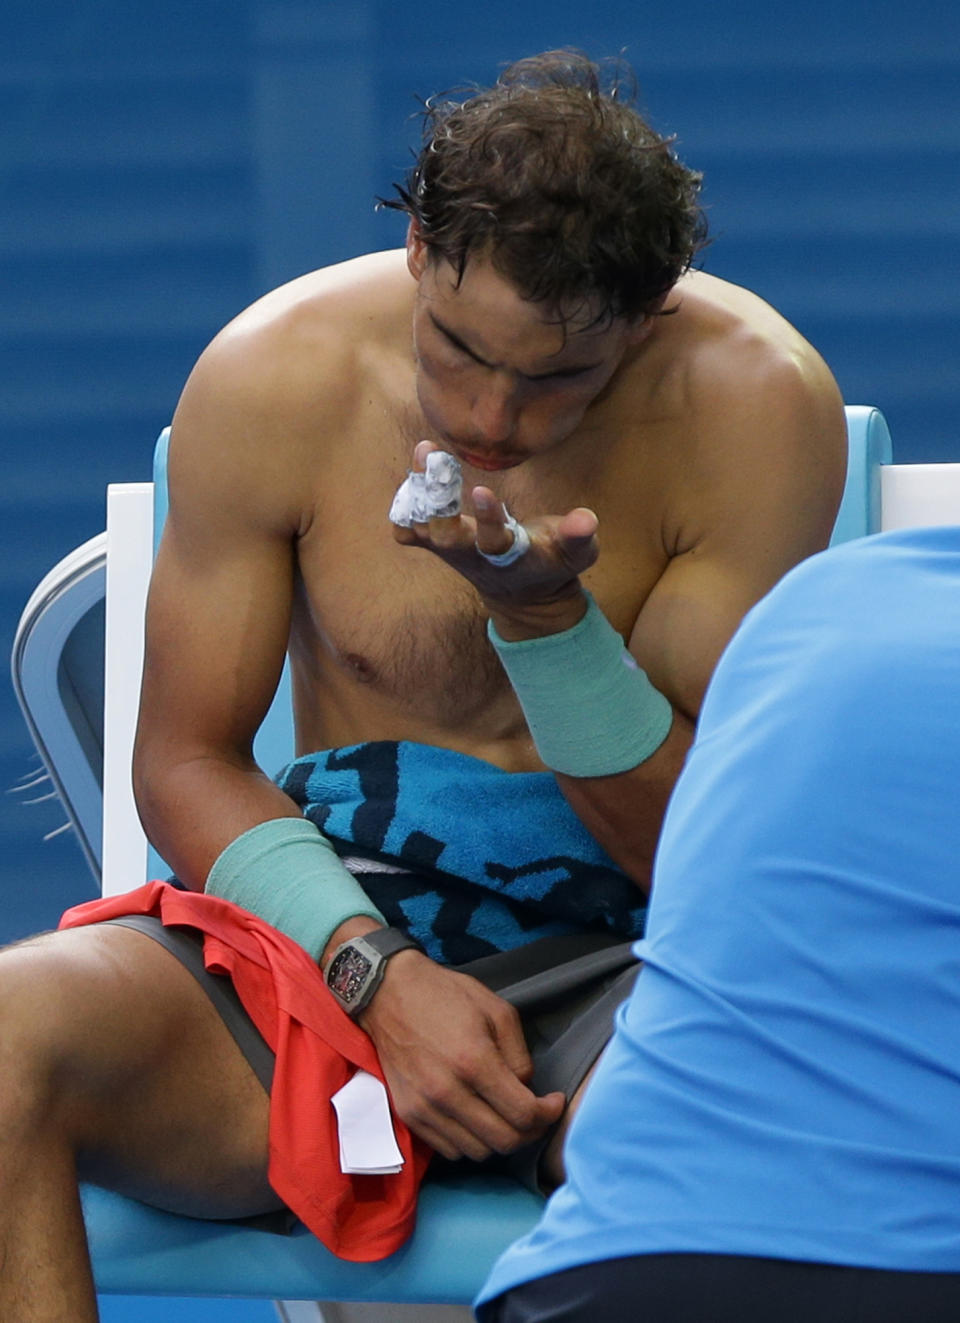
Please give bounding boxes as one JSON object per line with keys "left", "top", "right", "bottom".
{"left": 328, "top": 946, "right": 373, "bottom": 1005}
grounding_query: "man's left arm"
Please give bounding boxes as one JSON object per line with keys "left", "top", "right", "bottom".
{"left": 487, "top": 366, "right": 847, "bottom": 888}
{"left": 396, "top": 364, "right": 846, "bottom": 890}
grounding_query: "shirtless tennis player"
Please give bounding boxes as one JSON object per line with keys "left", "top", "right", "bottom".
{"left": 0, "top": 50, "right": 845, "bottom": 1320}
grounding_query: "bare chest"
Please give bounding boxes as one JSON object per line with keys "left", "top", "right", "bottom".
{"left": 291, "top": 447, "right": 670, "bottom": 733}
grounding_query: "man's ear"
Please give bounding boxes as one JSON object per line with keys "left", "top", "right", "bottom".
{"left": 406, "top": 220, "right": 429, "bottom": 280}
{"left": 626, "top": 291, "right": 670, "bottom": 345}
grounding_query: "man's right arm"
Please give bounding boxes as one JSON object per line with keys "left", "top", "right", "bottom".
{"left": 132, "top": 336, "right": 307, "bottom": 886}
{"left": 132, "top": 323, "right": 562, "bottom": 1160}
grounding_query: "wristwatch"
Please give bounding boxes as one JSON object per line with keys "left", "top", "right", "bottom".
{"left": 324, "top": 928, "right": 423, "bottom": 1016}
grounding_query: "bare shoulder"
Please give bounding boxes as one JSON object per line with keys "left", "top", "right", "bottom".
{"left": 167, "top": 249, "right": 413, "bottom": 534}
{"left": 625, "top": 271, "right": 847, "bottom": 716}
{"left": 653, "top": 270, "right": 847, "bottom": 549}
{"left": 670, "top": 270, "right": 842, "bottom": 425}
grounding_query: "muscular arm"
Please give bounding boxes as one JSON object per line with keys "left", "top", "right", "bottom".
{"left": 132, "top": 338, "right": 306, "bottom": 887}
{"left": 406, "top": 352, "right": 847, "bottom": 890}
{"left": 499, "top": 360, "right": 847, "bottom": 888}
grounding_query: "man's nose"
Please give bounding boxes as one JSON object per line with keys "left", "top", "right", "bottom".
{"left": 471, "top": 376, "right": 520, "bottom": 443}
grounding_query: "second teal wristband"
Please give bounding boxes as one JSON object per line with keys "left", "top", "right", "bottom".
{"left": 205, "top": 817, "right": 386, "bottom": 962}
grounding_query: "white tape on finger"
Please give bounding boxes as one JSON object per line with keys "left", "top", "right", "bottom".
{"left": 389, "top": 449, "right": 463, "bottom": 526}
{"left": 477, "top": 513, "right": 531, "bottom": 567}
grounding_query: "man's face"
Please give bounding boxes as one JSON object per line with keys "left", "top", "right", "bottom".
{"left": 407, "top": 228, "right": 652, "bottom": 471}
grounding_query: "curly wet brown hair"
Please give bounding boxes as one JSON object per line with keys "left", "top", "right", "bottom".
{"left": 383, "top": 50, "right": 708, "bottom": 326}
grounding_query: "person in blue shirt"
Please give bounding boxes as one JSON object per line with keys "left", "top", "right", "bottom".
{"left": 477, "top": 525, "right": 960, "bottom": 1322}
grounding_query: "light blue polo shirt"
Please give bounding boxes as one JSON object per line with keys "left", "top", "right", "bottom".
{"left": 478, "top": 527, "right": 960, "bottom": 1312}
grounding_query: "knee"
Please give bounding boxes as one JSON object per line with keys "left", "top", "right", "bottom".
{"left": 0, "top": 936, "right": 94, "bottom": 1137}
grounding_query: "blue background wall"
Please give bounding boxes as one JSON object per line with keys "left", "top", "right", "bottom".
{"left": 3, "top": 0, "right": 960, "bottom": 941}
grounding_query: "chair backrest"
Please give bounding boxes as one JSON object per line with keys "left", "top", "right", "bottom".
{"left": 11, "top": 533, "right": 106, "bottom": 875}
{"left": 829, "top": 405, "right": 891, "bottom": 544}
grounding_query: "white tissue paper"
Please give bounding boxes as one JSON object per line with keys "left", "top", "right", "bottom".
{"left": 331, "top": 1069, "right": 405, "bottom": 1175}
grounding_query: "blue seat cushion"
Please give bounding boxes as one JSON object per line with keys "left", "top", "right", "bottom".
{"left": 83, "top": 1172, "right": 543, "bottom": 1302}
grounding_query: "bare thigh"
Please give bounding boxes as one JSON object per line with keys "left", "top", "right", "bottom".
{"left": 0, "top": 924, "right": 281, "bottom": 1220}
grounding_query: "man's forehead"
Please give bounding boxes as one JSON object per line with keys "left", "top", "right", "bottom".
{"left": 440, "top": 251, "right": 607, "bottom": 320}
{"left": 427, "top": 254, "right": 626, "bottom": 361}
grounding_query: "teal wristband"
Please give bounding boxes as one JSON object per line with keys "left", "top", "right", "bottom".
{"left": 205, "top": 817, "right": 386, "bottom": 963}
{"left": 487, "top": 592, "right": 673, "bottom": 777}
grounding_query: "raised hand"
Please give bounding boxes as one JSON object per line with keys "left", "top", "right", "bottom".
{"left": 391, "top": 441, "right": 598, "bottom": 624}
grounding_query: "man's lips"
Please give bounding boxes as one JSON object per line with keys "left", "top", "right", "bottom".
{"left": 456, "top": 449, "right": 526, "bottom": 472}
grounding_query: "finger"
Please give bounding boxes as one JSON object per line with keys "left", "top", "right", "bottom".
{"left": 556, "top": 505, "right": 600, "bottom": 572}
{"left": 433, "top": 1083, "right": 561, "bottom": 1157}
{"left": 407, "top": 1080, "right": 525, "bottom": 1160}
{"left": 388, "top": 1066, "right": 496, "bottom": 1161}
{"left": 469, "top": 1089, "right": 567, "bottom": 1154}
{"left": 412, "top": 439, "right": 436, "bottom": 472}
{"left": 558, "top": 505, "right": 599, "bottom": 543}
{"left": 412, "top": 1038, "right": 562, "bottom": 1153}
{"left": 409, "top": 443, "right": 464, "bottom": 533}
{"left": 427, "top": 509, "right": 475, "bottom": 550}
{"left": 468, "top": 1058, "right": 567, "bottom": 1141}
{"left": 472, "top": 486, "right": 515, "bottom": 558}
{"left": 396, "top": 1050, "right": 566, "bottom": 1158}
{"left": 485, "top": 1001, "right": 535, "bottom": 1082}
{"left": 410, "top": 1111, "right": 496, "bottom": 1163}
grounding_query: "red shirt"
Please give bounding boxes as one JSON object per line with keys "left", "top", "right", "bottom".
{"left": 60, "top": 882, "right": 432, "bottom": 1261}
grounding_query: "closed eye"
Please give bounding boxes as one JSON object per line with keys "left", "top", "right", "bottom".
{"left": 432, "top": 316, "right": 491, "bottom": 366}
{"left": 524, "top": 364, "right": 596, "bottom": 383}
{"left": 430, "top": 314, "right": 601, "bottom": 382}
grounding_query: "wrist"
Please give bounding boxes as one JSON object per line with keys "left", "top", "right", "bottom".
{"left": 485, "top": 586, "right": 588, "bottom": 642}
{"left": 356, "top": 946, "right": 429, "bottom": 1028}
{"left": 324, "top": 927, "right": 426, "bottom": 1017}
{"left": 320, "top": 915, "right": 384, "bottom": 974}
{"left": 488, "top": 591, "right": 674, "bottom": 777}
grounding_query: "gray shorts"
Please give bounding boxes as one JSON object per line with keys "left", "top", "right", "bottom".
{"left": 102, "top": 913, "right": 639, "bottom": 1199}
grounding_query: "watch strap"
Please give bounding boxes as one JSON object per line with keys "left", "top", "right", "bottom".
{"left": 360, "top": 927, "right": 423, "bottom": 962}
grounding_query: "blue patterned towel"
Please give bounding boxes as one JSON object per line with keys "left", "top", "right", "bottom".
{"left": 277, "top": 741, "right": 647, "bottom": 965}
